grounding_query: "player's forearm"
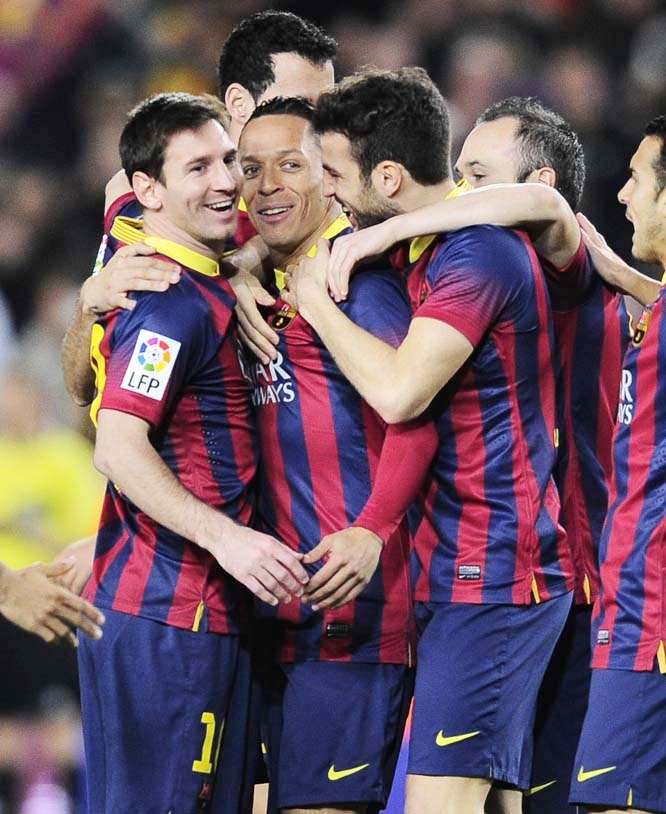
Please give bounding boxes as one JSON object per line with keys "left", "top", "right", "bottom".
{"left": 62, "top": 298, "right": 97, "bottom": 406}
{"left": 611, "top": 264, "right": 661, "bottom": 306}
{"left": 354, "top": 416, "right": 438, "bottom": 542}
{"left": 226, "top": 234, "right": 271, "bottom": 282}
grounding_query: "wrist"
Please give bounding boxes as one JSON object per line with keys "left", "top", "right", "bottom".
{"left": 79, "top": 279, "right": 103, "bottom": 317}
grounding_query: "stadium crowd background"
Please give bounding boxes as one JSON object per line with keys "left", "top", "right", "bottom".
{"left": 1, "top": 0, "right": 665, "bottom": 811}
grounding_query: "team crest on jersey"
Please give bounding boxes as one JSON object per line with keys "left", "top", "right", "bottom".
{"left": 270, "top": 305, "right": 297, "bottom": 331}
{"left": 121, "top": 329, "right": 181, "bottom": 400}
{"left": 631, "top": 306, "right": 652, "bottom": 347}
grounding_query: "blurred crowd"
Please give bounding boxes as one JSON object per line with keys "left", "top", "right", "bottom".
{"left": 0, "top": 0, "right": 665, "bottom": 811}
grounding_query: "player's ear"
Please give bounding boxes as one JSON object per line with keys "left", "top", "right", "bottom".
{"left": 132, "top": 172, "right": 162, "bottom": 211}
{"left": 225, "top": 84, "right": 255, "bottom": 126}
{"left": 372, "top": 161, "right": 403, "bottom": 198}
{"left": 534, "top": 166, "right": 557, "bottom": 189}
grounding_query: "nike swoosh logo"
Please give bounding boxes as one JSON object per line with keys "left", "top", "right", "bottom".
{"left": 577, "top": 765, "right": 617, "bottom": 782}
{"left": 328, "top": 763, "right": 370, "bottom": 781}
{"left": 524, "top": 780, "right": 556, "bottom": 796}
{"left": 435, "top": 730, "right": 480, "bottom": 747}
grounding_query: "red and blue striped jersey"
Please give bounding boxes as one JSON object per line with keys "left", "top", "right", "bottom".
{"left": 252, "top": 218, "right": 419, "bottom": 664}
{"left": 84, "top": 206, "right": 257, "bottom": 635}
{"left": 592, "top": 284, "right": 666, "bottom": 672}
{"left": 402, "top": 225, "right": 573, "bottom": 605}
{"left": 543, "top": 240, "right": 629, "bottom": 605}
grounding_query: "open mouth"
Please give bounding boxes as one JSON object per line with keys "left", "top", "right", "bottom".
{"left": 257, "top": 204, "right": 294, "bottom": 221}
{"left": 206, "top": 200, "right": 235, "bottom": 213}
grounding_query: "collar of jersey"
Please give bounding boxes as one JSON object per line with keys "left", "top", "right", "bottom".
{"left": 273, "top": 212, "right": 351, "bottom": 291}
{"left": 409, "top": 178, "right": 474, "bottom": 263}
{"left": 110, "top": 216, "right": 220, "bottom": 277}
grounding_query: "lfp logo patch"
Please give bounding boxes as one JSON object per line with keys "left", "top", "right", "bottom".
{"left": 121, "top": 329, "right": 181, "bottom": 400}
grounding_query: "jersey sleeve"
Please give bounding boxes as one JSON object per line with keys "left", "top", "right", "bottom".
{"left": 98, "top": 282, "right": 216, "bottom": 428}
{"left": 414, "top": 225, "right": 530, "bottom": 346}
{"left": 90, "top": 193, "right": 142, "bottom": 275}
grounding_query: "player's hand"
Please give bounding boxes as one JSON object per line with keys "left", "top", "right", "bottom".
{"left": 53, "top": 537, "right": 95, "bottom": 595}
{"left": 576, "top": 212, "right": 633, "bottom": 289}
{"left": 81, "top": 243, "right": 181, "bottom": 314}
{"left": 327, "top": 222, "right": 394, "bottom": 302}
{"left": 302, "top": 527, "right": 383, "bottom": 610}
{"left": 282, "top": 239, "right": 330, "bottom": 319}
{"left": 207, "top": 524, "right": 309, "bottom": 607}
{"left": 228, "top": 269, "right": 279, "bottom": 363}
{"left": 0, "top": 561, "right": 105, "bottom": 644}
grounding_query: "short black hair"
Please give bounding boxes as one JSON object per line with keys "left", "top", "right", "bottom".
{"left": 120, "top": 92, "right": 226, "bottom": 182}
{"left": 246, "top": 95, "right": 315, "bottom": 127}
{"left": 477, "top": 96, "right": 585, "bottom": 209}
{"left": 644, "top": 115, "right": 666, "bottom": 196}
{"left": 218, "top": 11, "right": 336, "bottom": 102}
{"left": 313, "top": 66, "right": 451, "bottom": 185}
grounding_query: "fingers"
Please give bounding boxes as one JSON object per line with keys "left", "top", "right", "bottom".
{"left": 236, "top": 308, "right": 279, "bottom": 363}
{"left": 40, "top": 559, "right": 74, "bottom": 578}
{"left": 327, "top": 243, "right": 352, "bottom": 302}
{"left": 57, "top": 592, "right": 105, "bottom": 639}
{"left": 302, "top": 539, "right": 330, "bottom": 565}
{"left": 306, "top": 568, "right": 361, "bottom": 610}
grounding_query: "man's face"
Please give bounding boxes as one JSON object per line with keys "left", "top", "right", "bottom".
{"left": 258, "top": 53, "right": 335, "bottom": 106}
{"left": 455, "top": 116, "right": 529, "bottom": 188}
{"left": 239, "top": 114, "right": 332, "bottom": 256}
{"left": 320, "top": 131, "right": 400, "bottom": 229}
{"left": 155, "top": 120, "right": 240, "bottom": 250}
{"left": 618, "top": 136, "right": 666, "bottom": 265}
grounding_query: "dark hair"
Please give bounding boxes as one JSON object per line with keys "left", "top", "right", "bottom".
{"left": 644, "top": 115, "right": 666, "bottom": 196}
{"left": 246, "top": 95, "right": 315, "bottom": 127}
{"left": 218, "top": 11, "right": 336, "bottom": 102}
{"left": 313, "top": 66, "right": 451, "bottom": 185}
{"left": 120, "top": 92, "right": 226, "bottom": 182}
{"left": 477, "top": 96, "right": 585, "bottom": 209}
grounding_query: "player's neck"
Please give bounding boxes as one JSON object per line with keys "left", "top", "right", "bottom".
{"left": 401, "top": 179, "right": 457, "bottom": 213}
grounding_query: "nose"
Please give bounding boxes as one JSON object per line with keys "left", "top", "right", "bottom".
{"left": 212, "top": 160, "right": 238, "bottom": 194}
{"left": 259, "top": 165, "right": 281, "bottom": 196}
{"left": 322, "top": 171, "right": 337, "bottom": 199}
{"left": 617, "top": 179, "right": 630, "bottom": 205}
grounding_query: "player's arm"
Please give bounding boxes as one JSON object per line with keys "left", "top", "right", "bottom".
{"left": 303, "top": 416, "right": 438, "bottom": 610}
{"left": 285, "top": 240, "right": 473, "bottom": 425}
{"left": 577, "top": 213, "right": 661, "bottom": 305}
{"left": 61, "top": 175, "right": 182, "bottom": 405}
{"left": 94, "top": 409, "right": 308, "bottom": 606}
{"left": 327, "top": 184, "right": 580, "bottom": 299}
{"left": 53, "top": 535, "right": 96, "bottom": 595}
{"left": 0, "top": 560, "right": 104, "bottom": 644}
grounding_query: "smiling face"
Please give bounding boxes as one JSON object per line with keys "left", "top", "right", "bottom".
{"left": 148, "top": 119, "right": 240, "bottom": 255}
{"left": 455, "top": 116, "right": 527, "bottom": 188}
{"left": 239, "top": 113, "right": 333, "bottom": 259}
{"left": 618, "top": 135, "right": 666, "bottom": 265}
{"left": 319, "top": 131, "right": 400, "bottom": 229}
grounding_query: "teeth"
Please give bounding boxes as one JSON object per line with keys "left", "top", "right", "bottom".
{"left": 207, "top": 201, "right": 232, "bottom": 211}
{"left": 260, "top": 207, "right": 290, "bottom": 216}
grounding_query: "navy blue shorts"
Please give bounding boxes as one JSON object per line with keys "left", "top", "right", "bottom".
{"left": 570, "top": 665, "right": 666, "bottom": 812}
{"left": 78, "top": 608, "right": 253, "bottom": 814}
{"left": 524, "top": 603, "right": 592, "bottom": 813}
{"left": 261, "top": 660, "right": 414, "bottom": 811}
{"left": 408, "top": 593, "right": 572, "bottom": 788}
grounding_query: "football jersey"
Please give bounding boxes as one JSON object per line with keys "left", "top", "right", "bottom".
{"left": 544, "top": 239, "right": 629, "bottom": 605}
{"left": 84, "top": 209, "right": 257, "bottom": 635}
{"left": 592, "top": 284, "right": 666, "bottom": 672}
{"left": 252, "top": 216, "right": 417, "bottom": 664}
{"left": 403, "top": 225, "right": 573, "bottom": 605}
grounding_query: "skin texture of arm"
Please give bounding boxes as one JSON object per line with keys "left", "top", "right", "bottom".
{"left": 54, "top": 535, "right": 96, "bottom": 595}
{"left": 284, "top": 240, "right": 473, "bottom": 424}
{"left": 577, "top": 213, "right": 661, "bottom": 306}
{"left": 326, "top": 184, "right": 581, "bottom": 300}
{"left": 0, "top": 560, "right": 105, "bottom": 643}
{"left": 94, "top": 408, "right": 308, "bottom": 606}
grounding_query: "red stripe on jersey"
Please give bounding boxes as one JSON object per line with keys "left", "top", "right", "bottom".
{"left": 84, "top": 529, "right": 129, "bottom": 605}
{"left": 111, "top": 515, "right": 158, "bottom": 615}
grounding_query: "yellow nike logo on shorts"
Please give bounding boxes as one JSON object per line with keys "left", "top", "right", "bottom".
{"left": 524, "top": 780, "right": 556, "bottom": 796}
{"left": 435, "top": 729, "right": 480, "bottom": 747}
{"left": 328, "top": 763, "right": 370, "bottom": 781}
{"left": 577, "top": 765, "right": 617, "bottom": 782}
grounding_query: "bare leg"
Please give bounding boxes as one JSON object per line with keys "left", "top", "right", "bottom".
{"left": 405, "top": 773, "right": 491, "bottom": 814}
{"left": 484, "top": 786, "right": 522, "bottom": 814}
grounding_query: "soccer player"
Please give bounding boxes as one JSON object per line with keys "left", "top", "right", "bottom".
{"left": 0, "top": 559, "right": 103, "bottom": 643}
{"left": 321, "top": 96, "right": 632, "bottom": 814}
{"left": 234, "top": 95, "right": 435, "bottom": 814}
{"left": 282, "top": 67, "right": 574, "bottom": 814}
{"left": 78, "top": 92, "right": 308, "bottom": 814}
{"left": 61, "top": 10, "right": 336, "bottom": 413}
{"left": 568, "top": 116, "right": 666, "bottom": 814}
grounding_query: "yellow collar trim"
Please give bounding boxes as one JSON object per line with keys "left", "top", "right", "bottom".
{"left": 408, "top": 182, "right": 470, "bottom": 263}
{"left": 110, "top": 216, "right": 219, "bottom": 277}
{"left": 274, "top": 213, "right": 351, "bottom": 290}
{"left": 238, "top": 196, "right": 248, "bottom": 213}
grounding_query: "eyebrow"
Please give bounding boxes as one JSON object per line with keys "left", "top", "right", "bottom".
{"left": 239, "top": 148, "right": 304, "bottom": 163}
